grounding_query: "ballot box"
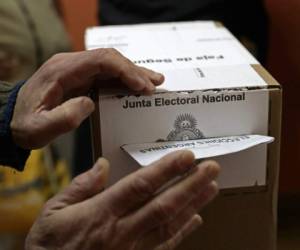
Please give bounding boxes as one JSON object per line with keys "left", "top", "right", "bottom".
{"left": 85, "top": 21, "right": 281, "bottom": 250}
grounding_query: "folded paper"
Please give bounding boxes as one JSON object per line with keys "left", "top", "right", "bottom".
{"left": 122, "top": 134, "right": 274, "bottom": 166}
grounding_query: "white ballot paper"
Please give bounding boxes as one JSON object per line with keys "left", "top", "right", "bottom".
{"left": 122, "top": 135, "right": 274, "bottom": 167}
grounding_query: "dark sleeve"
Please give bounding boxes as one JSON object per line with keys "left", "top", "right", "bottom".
{"left": 0, "top": 81, "right": 30, "bottom": 171}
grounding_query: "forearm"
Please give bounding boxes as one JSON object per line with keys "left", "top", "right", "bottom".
{"left": 0, "top": 81, "right": 30, "bottom": 170}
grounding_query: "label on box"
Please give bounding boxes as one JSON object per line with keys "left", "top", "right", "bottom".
{"left": 87, "top": 21, "right": 273, "bottom": 189}
{"left": 121, "top": 135, "right": 274, "bottom": 166}
{"left": 157, "top": 65, "right": 266, "bottom": 91}
{"left": 99, "top": 89, "right": 269, "bottom": 189}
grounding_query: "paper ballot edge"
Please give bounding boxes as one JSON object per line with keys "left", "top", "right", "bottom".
{"left": 121, "top": 135, "right": 274, "bottom": 167}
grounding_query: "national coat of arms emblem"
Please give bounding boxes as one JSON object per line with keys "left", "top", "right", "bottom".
{"left": 167, "top": 113, "right": 204, "bottom": 141}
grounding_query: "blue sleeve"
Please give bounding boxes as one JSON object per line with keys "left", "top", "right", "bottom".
{"left": 0, "top": 81, "right": 30, "bottom": 171}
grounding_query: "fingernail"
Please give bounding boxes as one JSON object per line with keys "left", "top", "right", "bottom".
{"left": 202, "top": 162, "right": 220, "bottom": 179}
{"left": 209, "top": 181, "right": 219, "bottom": 196}
{"left": 93, "top": 158, "right": 109, "bottom": 172}
{"left": 192, "top": 215, "right": 203, "bottom": 229}
{"left": 153, "top": 73, "right": 165, "bottom": 84}
{"left": 179, "top": 151, "right": 195, "bottom": 171}
{"left": 183, "top": 215, "right": 203, "bottom": 237}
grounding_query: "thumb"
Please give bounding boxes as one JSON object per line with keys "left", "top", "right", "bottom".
{"left": 37, "top": 96, "right": 95, "bottom": 148}
{"left": 49, "top": 158, "right": 110, "bottom": 208}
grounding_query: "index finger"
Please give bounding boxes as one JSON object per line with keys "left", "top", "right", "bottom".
{"left": 89, "top": 48, "right": 164, "bottom": 92}
{"left": 102, "top": 150, "right": 195, "bottom": 217}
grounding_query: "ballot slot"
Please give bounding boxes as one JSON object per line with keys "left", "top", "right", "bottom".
{"left": 97, "top": 88, "right": 270, "bottom": 189}
{"left": 121, "top": 134, "right": 274, "bottom": 167}
{"left": 86, "top": 20, "right": 282, "bottom": 250}
{"left": 86, "top": 21, "right": 279, "bottom": 190}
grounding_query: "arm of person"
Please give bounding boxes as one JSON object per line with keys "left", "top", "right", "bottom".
{"left": 26, "top": 151, "right": 220, "bottom": 250}
{"left": 0, "top": 48, "right": 164, "bottom": 170}
{"left": 1, "top": 48, "right": 220, "bottom": 250}
{"left": 0, "top": 81, "right": 30, "bottom": 169}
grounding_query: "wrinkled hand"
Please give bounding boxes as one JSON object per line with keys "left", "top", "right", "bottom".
{"left": 25, "top": 150, "right": 219, "bottom": 250}
{"left": 11, "top": 49, "right": 164, "bottom": 149}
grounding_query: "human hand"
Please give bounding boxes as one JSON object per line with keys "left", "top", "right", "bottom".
{"left": 25, "top": 150, "right": 219, "bottom": 250}
{"left": 10, "top": 49, "right": 164, "bottom": 149}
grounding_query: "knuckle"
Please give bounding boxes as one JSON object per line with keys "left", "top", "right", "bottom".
{"left": 39, "top": 60, "right": 62, "bottom": 81}
{"left": 107, "top": 48, "right": 119, "bottom": 55}
{"left": 119, "top": 59, "right": 134, "bottom": 75}
{"left": 98, "top": 48, "right": 120, "bottom": 57}
{"left": 95, "top": 48, "right": 109, "bottom": 57}
{"left": 91, "top": 48, "right": 113, "bottom": 66}
{"left": 129, "top": 175, "right": 155, "bottom": 201}
{"left": 118, "top": 63, "right": 130, "bottom": 76}
{"left": 49, "top": 52, "right": 66, "bottom": 62}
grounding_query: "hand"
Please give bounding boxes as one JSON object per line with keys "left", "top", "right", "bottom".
{"left": 25, "top": 150, "right": 219, "bottom": 250}
{"left": 10, "top": 49, "right": 164, "bottom": 149}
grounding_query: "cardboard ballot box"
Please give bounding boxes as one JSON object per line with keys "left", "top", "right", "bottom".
{"left": 85, "top": 21, "right": 281, "bottom": 250}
